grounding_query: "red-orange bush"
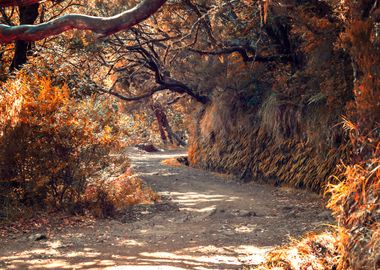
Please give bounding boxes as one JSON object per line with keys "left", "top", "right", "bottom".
{"left": 327, "top": 153, "right": 379, "bottom": 270}
{"left": 0, "top": 72, "right": 120, "bottom": 216}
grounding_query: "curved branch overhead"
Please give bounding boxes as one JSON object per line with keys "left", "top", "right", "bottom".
{"left": 0, "top": 0, "right": 167, "bottom": 43}
{"left": 0, "top": 0, "right": 42, "bottom": 7}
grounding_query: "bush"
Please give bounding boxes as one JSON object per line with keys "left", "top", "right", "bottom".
{"left": 0, "top": 72, "right": 122, "bottom": 217}
{"left": 82, "top": 172, "right": 159, "bottom": 218}
{"left": 327, "top": 155, "right": 379, "bottom": 270}
{"left": 252, "top": 232, "right": 339, "bottom": 270}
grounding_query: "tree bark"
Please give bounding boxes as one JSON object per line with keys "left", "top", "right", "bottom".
{"left": 0, "top": 0, "right": 41, "bottom": 7}
{"left": 152, "top": 102, "right": 171, "bottom": 144}
{"left": 10, "top": 3, "right": 39, "bottom": 71}
{"left": 152, "top": 103, "right": 168, "bottom": 143}
{"left": 0, "top": 0, "right": 166, "bottom": 43}
{"left": 152, "top": 102, "right": 186, "bottom": 146}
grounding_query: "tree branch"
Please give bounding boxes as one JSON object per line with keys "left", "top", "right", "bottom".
{"left": 0, "top": 0, "right": 42, "bottom": 7}
{"left": 98, "top": 85, "right": 167, "bottom": 102}
{"left": 182, "top": 0, "right": 217, "bottom": 44}
{"left": 0, "top": 0, "right": 166, "bottom": 43}
{"left": 119, "top": 42, "right": 209, "bottom": 104}
{"left": 190, "top": 46, "right": 293, "bottom": 63}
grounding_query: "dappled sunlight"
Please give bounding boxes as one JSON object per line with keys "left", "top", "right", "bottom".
{"left": 141, "top": 171, "right": 180, "bottom": 177}
{"left": 234, "top": 225, "right": 257, "bottom": 233}
{"left": 66, "top": 250, "right": 102, "bottom": 258}
{"left": 137, "top": 251, "right": 242, "bottom": 266}
{"left": 170, "top": 191, "right": 239, "bottom": 206}
{"left": 159, "top": 191, "right": 240, "bottom": 213}
{"left": 179, "top": 205, "right": 217, "bottom": 213}
{"left": 0, "top": 243, "right": 272, "bottom": 270}
{"left": 118, "top": 239, "right": 145, "bottom": 247}
{"left": 128, "top": 149, "right": 187, "bottom": 162}
{"left": 108, "top": 266, "right": 185, "bottom": 269}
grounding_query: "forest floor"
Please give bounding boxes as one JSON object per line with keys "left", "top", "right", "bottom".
{"left": 0, "top": 148, "right": 334, "bottom": 270}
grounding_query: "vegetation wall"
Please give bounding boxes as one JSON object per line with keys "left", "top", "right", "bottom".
{"left": 189, "top": 1, "right": 354, "bottom": 191}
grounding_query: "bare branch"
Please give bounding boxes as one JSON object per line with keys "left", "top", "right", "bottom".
{"left": 111, "top": 36, "right": 209, "bottom": 104}
{"left": 98, "top": 85, "right": 167, "bottom": 102}
{"left": 190, "top": 46, "right": 293, "bottom": 63}
{"left": 0, "top": 0, "right": 42, "bottom": 7}
{"left": 0, "top": 0, "right": 166, "bottom": 43}
{"left": 182, "top": 0, "right": 217, "bottom": 44}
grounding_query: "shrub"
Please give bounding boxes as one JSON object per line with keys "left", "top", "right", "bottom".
{"left": 0, "top": 72, "right": 122, "bottom": 217}
{"left": 82, "top": 172, "right": 159, "bottom": 218}
{"left": 252, "top": 232, "right": 339, "bottom": 270}
{"left": 327, "top": 154, "right": 379, "bottom": 270}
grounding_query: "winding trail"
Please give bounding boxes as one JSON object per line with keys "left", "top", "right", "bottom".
{"left": 0, "top": 148, "right": 333, "bottom": 269}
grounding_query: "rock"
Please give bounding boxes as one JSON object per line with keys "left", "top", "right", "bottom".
{"left": 135, "top": 144, "right": 159, "bottom": 152}
{"left": 177, "top": 156, "right": 189, "bottom": 166}
{"left": 233, "top": 209, "right": 256, "bottom": 217}
{"left": 28, "top": 233, "right": 48, "bottom": 241}
{"left": 281, "top": 206, "right": 294, "bottom": 212}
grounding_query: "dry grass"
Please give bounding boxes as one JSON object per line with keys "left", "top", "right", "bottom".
{"left": 189, "top": 107, "right": 347, "bottom": 191}
{"left": 326, "top": 156, "right": 379, "bottom": 269}
{"left": 245, "top": 155, "right": 379, "bottom": 270}
{"left": 161, "top": 158, "right": 183, "bottom": 167}
{"left": 247, "top": 231, "right": 339, "bottom": 270}
{"left": 190, "top": 4, "right": 379, "bottom": 269}
{"left": 83, "top": 171, "right": 159, "bottom": 218}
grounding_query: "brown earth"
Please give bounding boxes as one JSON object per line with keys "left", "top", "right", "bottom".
{"left": 0, "top": 148, "right": 334, "bottom": 269}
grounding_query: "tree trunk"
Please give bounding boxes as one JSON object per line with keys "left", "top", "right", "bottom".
{"left": 152, "top": 103, "right": 171, "bottom": 144}
{"left": 152, "top": 102, "right": 186, "bottom": 146}
{"left": 10, "top": 4, "right": 39, "bottom": 71}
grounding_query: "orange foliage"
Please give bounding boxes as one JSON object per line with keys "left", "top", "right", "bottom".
{"left": 327, "top": 154, "right": 379, "bottom": 269}
{"left": 341, "top": 21, "right": 380, "bottom": 140}
{"left": 161, "top": 158, "right": 182, "bottom": 167}
{"left": 0, "top": 72, "right": 124, "bottom": 216}
{"left": 325, "top": 6, "right": 380, "bottom": 268}
{"left": 83, "top": 172, "right": 159, "bottom": 218}
{"left": 253, "top": 232, "right": 339, "bottom": 270}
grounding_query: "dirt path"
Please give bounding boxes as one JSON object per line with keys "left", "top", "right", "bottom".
{"left": 0, "top": 148, "right": 333, "bottom": 269}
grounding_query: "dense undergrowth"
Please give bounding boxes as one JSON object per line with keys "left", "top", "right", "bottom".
{"left": 188, "top": 1, "right": 353, "bottom": 191}
{"left": 0, "top": 72, "right": 157, "bottom": 220}
{"left": 187, "top": 0, "right": 380, "bottom": 269}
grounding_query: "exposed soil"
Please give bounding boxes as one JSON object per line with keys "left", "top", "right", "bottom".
{"left": 0, "top": 148, "right": 334, "bottom": 269}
